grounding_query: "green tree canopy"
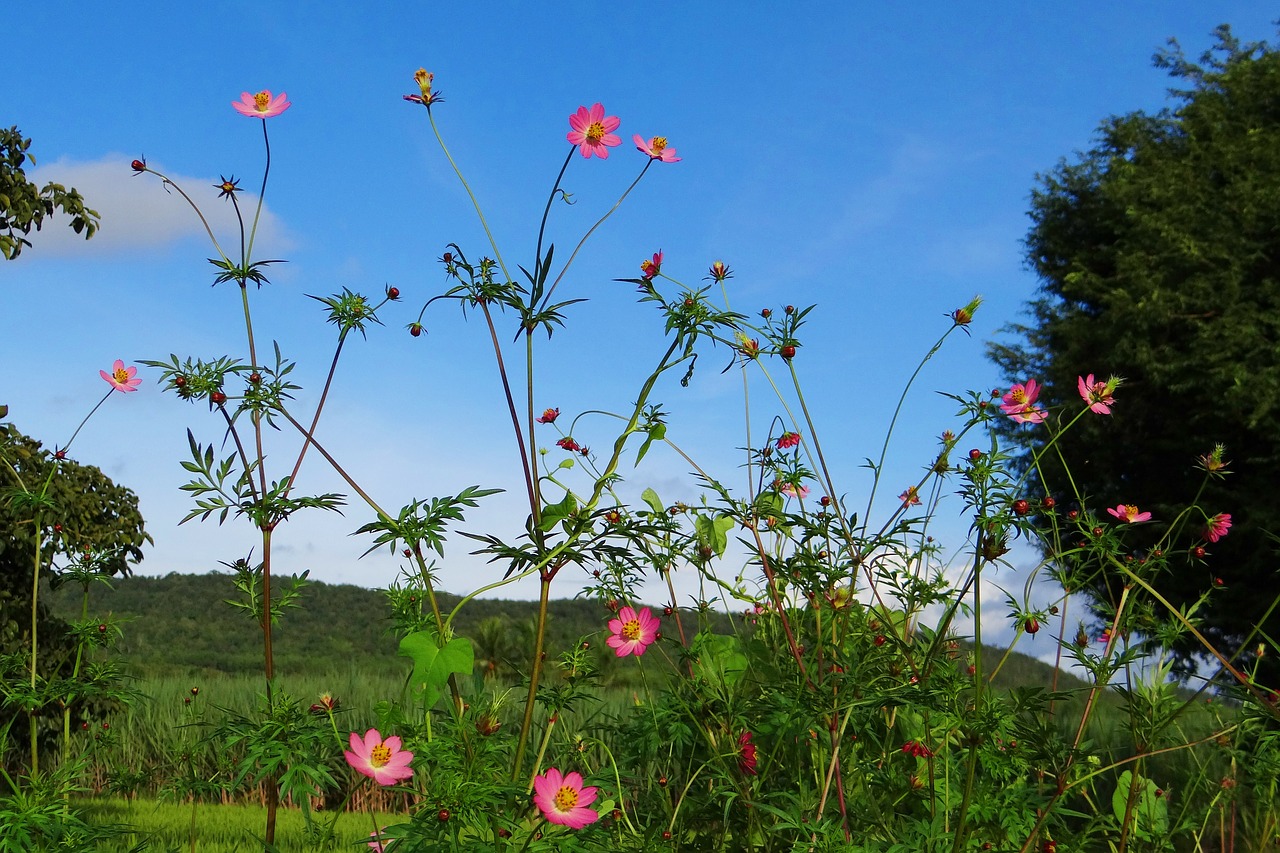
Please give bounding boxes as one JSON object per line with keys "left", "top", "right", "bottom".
{"left": 0, "top": 422, "right": 150, "bottom": 662}
{"left": 0, "top": 127, "right": 99, "bottom": 260}
{"left": 988, "top": 26, "right": 1280, "bottom": 679}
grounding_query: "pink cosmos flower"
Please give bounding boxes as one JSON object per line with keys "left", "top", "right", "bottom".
{"left": 776, "top": 432, "right": 801, "bottom": 450}
{"left": 607, "top": 605, "right": 660, "bottom": 657}
{"left": 640, "top": 251, "right": 663, "bottom": 280}
{"left": 567, "top": 103, "right": 621, "bottom": 159}
{"left": 899, "top": 486, "right": 921, "bottom": 508}
{"left": 738, "top": 731, "right": 758, "bottom": 775}
{"left": 100, "top": 359, "right": 142, "bottom": 393}
{"left": 1000, "top": 379, "right": 1047, "bottom": 425}
{"left": 344, "top": 729, "right": 413, "bottom": 786}
{"left": 633, "top": 134, "right": 681, "bottom": 162}
{"left": 1107, "top": 504, "right": 1153, "bottom": 524}
{"left": 1204, "top": 513, "right": 1233, "bottom": 543}
{"left": 780, "top": 482, "right": 810, "bottom": 500}
{"left": 533, "top": 767, "right": 599, "bottom": 829}
{"left": 1077, "top": 374, "right": 1116, "bottom": 415}
{"left": 367, "top": 829, "right": 389, "bottom": 852}
{"left": 233, "top": 90, "right": 291, "bottom": 119}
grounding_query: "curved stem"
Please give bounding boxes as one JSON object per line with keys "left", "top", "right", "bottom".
{"left": 537, "top": 159, "right": 652, "bottom": 313}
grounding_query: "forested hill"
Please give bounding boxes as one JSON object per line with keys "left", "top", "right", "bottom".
{"left": 48, "top": 572, "right": 1087, "bottom": 691}
{"left": 48, "top": 571, "right": 625, "bottom": 678}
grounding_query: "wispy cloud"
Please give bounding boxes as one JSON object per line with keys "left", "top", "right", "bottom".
{"left": 15, "top": 155, "right": 292, "bottom": 259}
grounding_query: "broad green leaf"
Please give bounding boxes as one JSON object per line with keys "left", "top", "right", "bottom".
{"left": 691, "top": 631, "right": 748, "bottom": 687}
{"left": 537, "top": 491, "right": 577, "bottom": 532}
{"left": 641, "top": 487, "right": 664, "bottom": 515}
{"left": 398, "top": 633, "right": 474, "bottom": 709}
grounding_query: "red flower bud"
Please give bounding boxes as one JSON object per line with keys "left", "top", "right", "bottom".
{"left": 387, "top": 286, "right": 400, "bottom": 300}
{"left": 438, "top": 809, "right": 450, "bottom": 822}
{"left": 211, "top": 391, "right": 227, "bottom": 405}
{"left": 409, "top": 323, "right": 424, "bottom": 337}
{"left": 249, "top": 372, "right": 261, "bottom": 384}
{"left": 780, "top": 344, "right": 796, "bottom": 360}
{"left": 968, "top": 449, "right": 981, "bottom": 461}
{"left": 98, "top": 624, "right": 107, "bottom": 633}
{"left": 1025, "top": 617, "right": 1039, "bottom": 635}
{"left": 55, "top": 450, "right": 67, "bottom": 460}
{"left": 131, "top": 158, "right": 146, "bottom": 173}
{"left": 1012, "top": 500, "right": 1030, "bottom": 516}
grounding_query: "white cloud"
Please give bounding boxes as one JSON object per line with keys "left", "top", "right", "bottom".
{"left": 14, "top": 155, "right": 293, "bottom": 258}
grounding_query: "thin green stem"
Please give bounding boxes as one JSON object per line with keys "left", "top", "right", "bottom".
{"left": 537, "top": 159, "right": 652, "bottom": 313}
{"left": 244, "top": 119, "right": 271, "bottom": 265}
{"left": 425, "top": 107, "right": 513, "bottom": 286}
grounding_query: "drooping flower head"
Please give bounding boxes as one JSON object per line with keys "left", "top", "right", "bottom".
{"left": 780, "top": 482, "right": 810, "bottom": 500}
{"left": 738, "top": 731, "right": 758, "bottom": 775}
{"left": 1077, "top": 374, "right": 1118, "bottom": 415}
{"left": 537, "top": 407, "right": 560, "bottom": 424}
{"left": 557, "top": 436, "right": 580, "bottom": 452}
{"left": 633, "top": 134, "right": 681, "bottom": 162}
{"left": 344, "top": 729, "right": 414, "bottom": 786}
{"left": 100, "top": 359, "right": 142, "bottom": 393}
{"left": 776, "top": 432, "right": 801, "bottom": 450}
{"left": 567, "top": 103, "right": 621, "bottom": 159}
{"left": 1106, "top": 504, "right": 1152, "bottom": 524}
{"left": 1000, "top": 379, "right": 1047, "bottom": 425}
{"left": 607, "top": 605, "right": 659, "bottom": 657}
{"left": 233, "top": 90, "right": 291, "bottom": 119}
{"left": 640, "top": 251, "right": 663, "bottom": 280}
{"left": 1204, "top": 513, "right": 1233, "bottom": 543}
{"left": 533, "top": 767, "right": 599, "bottom": 829}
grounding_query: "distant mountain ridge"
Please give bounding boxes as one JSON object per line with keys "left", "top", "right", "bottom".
{"left": 48, "top": 571, "right": 1089, "bottom": 692}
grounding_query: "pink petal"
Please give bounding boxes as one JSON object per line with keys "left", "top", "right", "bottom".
{"left": 601, "top": 116, "right": 620, "bottom": 133}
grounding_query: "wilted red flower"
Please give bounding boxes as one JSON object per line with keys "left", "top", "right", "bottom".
{"left": 640, "top": 251, "right": 663, "bottom": 280}
{"left": 1077, "top": 373, "right": 1118, "bottom": 415}
{"left": 1204, "top": 513, "right": 1232, "bottom": 543}
{"left": 557, "top": 437, "right": 580, "bottom": 452}
{"left": 537, "top": 407, "right": 560, "bottom": 424}
{"left": 738, "top": 731, "right": 758, "bottom": 775}
{"left": 776, "top": 432, "right": 801, "bottom": 450}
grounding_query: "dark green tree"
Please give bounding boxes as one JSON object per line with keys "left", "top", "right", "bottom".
{"left": 0, "top": 127, "right": 99, "bottom": 260}
{"left": 988, "top": 26, "right": 1280, "bottom": 679}
{"left": 0, "top": 422, "right": 149, "bottom": 769}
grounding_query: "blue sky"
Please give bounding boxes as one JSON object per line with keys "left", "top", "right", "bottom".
{"left": 6, "top": 4, "right": 1276, "bottom": 649}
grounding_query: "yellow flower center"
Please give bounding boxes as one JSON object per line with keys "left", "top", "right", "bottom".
{"left": 253, "top": 91, "right": 271, "bottom": 112}
{"left": 113, "top": 367, "right": 130, "bottom": 384}
{"left": 585, "top": 121, "right": 606, "bottom": 143}
{"left": 1124, "top": 505, "right": 1138, "bottom": 519}
{"left": 650, "top": 136, "right": 668, "bottom": 152}
{"left": 1009, "top": 388, "right": 1027, "bottom": 404}
{"left": 553, "top": 785, "right": 579, "bottom": 811}
{"left": 621, "top": 619, "right": 642, "bottom": 641}
{"left": 370, "top": 743, "right": 392, "bottom": 768}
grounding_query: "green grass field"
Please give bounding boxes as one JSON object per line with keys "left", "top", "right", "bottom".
{"left": 80, "top": 797, "right": 398, "bottom": 852}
